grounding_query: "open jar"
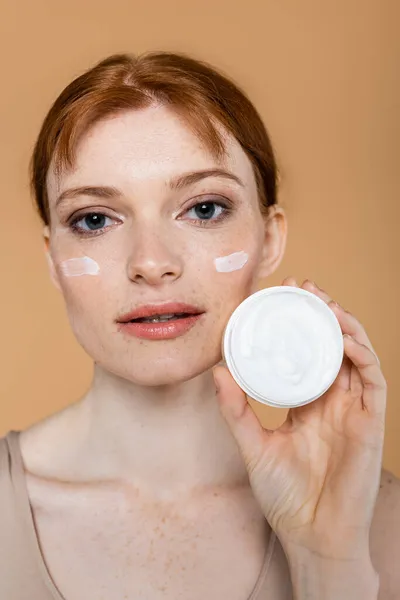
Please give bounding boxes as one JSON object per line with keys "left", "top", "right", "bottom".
{"left": 222, "top": 286, "right": 344, "bottom": 408}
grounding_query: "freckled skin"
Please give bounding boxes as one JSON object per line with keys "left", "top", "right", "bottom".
{"left": 44, "top": 106, "right": 283, "bottom": 388}
{"left": 23, "top": 105, "right": 288, "bottom": 599}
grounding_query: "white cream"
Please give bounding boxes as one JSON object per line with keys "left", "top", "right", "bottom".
{"left": 60, "top": 256, "right": 100, "bottom": 277}
{"left": 223, "top": 287, "right": 344, "bottom": 408}
{"left": 214, "top": 250, "right": 249, "bottom": 273}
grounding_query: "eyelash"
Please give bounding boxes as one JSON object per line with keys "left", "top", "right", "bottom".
{"left": 67, "top": 199, "right": 234, "bottom": 238}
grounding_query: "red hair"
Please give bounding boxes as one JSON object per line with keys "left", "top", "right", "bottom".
{"left": 30, "top": 51, "right": 279, "bottom": 225}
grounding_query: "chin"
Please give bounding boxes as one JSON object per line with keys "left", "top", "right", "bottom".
{"left": 92, "top": 350, "right": 222, "bottom": 388}
{"left": 73, "top": 318, "right": 224, "bottom": 386}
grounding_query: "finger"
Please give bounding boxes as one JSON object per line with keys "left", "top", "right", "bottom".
{"left": 281, "top": 275, "right": 299, "bottom": 287}
{"left": 212, "top": 365, "right": 269, "bottom": 472}
{"left": 328, "top": 302, "right": 380, "bottom": 366}
{"left": 343, "top": 335, "right": 387, "bottom": 418}
{"left": 301, "top": 279, "right": 333, "bottom": 304}
{"left": 301, "top": 281, "right": 381, "bottom": 367}
{"left": 332, "top": 353, "right": 354, "bottom": 391}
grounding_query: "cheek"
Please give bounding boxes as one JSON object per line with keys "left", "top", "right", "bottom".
{"left": 57, "top": 257, "right": 102, "bottom": 299}
{"left": 59, "top": 279, "right": 102, "bottom": 333}
{"left": 214, "top": 250, "right": 249, "bottom": 273}
{"left": 55, "top": 257, "right": 113, "bottom": 332}
{"left": 54, "top": 238, "right": 261, "bottom": 316}
{"left": 56, "top": 270, "right": 115, "bottom": 364}
{"left": 208, "top": 244, "right": 262, "bottom": 294}
{"left": 59, "top": 256, "right": 100, "bottom": 276}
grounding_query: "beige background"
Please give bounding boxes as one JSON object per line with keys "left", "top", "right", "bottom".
{"left": 0, "top": 1, "right": 398, "bottom": 476}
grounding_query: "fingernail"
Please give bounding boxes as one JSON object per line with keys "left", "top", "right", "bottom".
{"left": 306, "top": 279, "right": 317, "bottom": 288}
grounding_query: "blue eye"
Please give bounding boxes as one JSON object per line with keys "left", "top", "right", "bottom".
{"left": 185, "top": 201, "right": 226, "bottom": 221}
{"left": 69, "top": 213, "right": 116, "bottom": 235}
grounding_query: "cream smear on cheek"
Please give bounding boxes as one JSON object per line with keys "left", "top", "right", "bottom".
{"left": 60, "top": 256, "right": 100, "bottom": 276}
{"left": 59, "top": 251, "right": 249, "bottom": 276}
{"left": 214, "top": 250, "right": 249, "bottom": 273}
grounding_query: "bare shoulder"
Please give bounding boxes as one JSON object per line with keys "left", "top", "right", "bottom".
{"left": 370, "top": 468, "right": 400, "bottom": 599}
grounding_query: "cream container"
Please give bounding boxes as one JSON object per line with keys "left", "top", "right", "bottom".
{"left": 222, "top": 286, "right": 344, "bottom": 408}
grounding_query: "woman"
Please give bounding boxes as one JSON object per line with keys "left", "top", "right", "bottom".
{"left": 0, "top": 51, "right": 399, "bottom": 600}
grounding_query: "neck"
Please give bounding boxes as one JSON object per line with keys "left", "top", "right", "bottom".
{"left": 65, "top": 362, "right": 250, "bottom": 498}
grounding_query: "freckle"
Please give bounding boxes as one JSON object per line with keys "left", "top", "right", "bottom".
{"left": 388, "top": 478, "right": 392, "bottom": 483}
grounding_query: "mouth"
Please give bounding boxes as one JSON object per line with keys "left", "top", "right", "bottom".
{"left": 116, "top": 304, "right": 206, "bottom": 341}
{"left": 128, "top": 313, "right": 196, "bottom": 323}
{"left": 117, "top": 302, "right": 205, "bottom": 324}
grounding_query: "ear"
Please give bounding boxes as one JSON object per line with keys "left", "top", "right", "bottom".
{"left": 43, "top": 225, "right": 61, "bottom": 291}
{"left": 256, "top": 205, "right": 288, "bottom": 280}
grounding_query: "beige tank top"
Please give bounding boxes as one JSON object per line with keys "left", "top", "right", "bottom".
{"left": 0, "top": 430, "right": 293, "bottom": 599}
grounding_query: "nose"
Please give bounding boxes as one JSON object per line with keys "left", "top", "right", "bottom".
{"left": 126, "top": 225, "right": 183, "bottom": 286}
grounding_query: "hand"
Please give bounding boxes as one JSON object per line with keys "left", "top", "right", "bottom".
{"left": 213, "top": 277, "right": 387, "bottom": 565}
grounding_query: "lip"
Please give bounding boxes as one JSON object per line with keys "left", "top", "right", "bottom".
{"left": 117, "top": 302, "right": 205, "bottom": 323}
{"left": 117, "top": 313, "right": 205, "bottom": 340}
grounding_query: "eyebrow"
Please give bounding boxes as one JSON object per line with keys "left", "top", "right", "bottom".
{"left": 55, "top": 168, "right": 245, "bottom": 209}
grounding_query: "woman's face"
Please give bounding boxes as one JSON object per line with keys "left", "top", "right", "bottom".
{"left": 44, "top": 105, "right": 286, "bottom": 386}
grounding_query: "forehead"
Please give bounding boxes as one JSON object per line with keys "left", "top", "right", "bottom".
{"left": 47, "top": 105, "right": 257, "bottom": 197}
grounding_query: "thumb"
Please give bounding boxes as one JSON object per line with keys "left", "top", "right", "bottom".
{"left": 212, "top": 365, "right": 267, "bottom": 471}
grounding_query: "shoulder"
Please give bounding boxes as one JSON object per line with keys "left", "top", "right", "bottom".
{"left": 370, "top": 468, "right": 400, "bottom": 599}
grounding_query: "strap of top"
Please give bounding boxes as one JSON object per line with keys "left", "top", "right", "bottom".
{"left": 0, "top": 430, "right": 64, "bottom": 599}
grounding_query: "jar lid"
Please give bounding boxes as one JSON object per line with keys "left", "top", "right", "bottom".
{"left": 222, "top": 286, "right": 344, "bottom": 408}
